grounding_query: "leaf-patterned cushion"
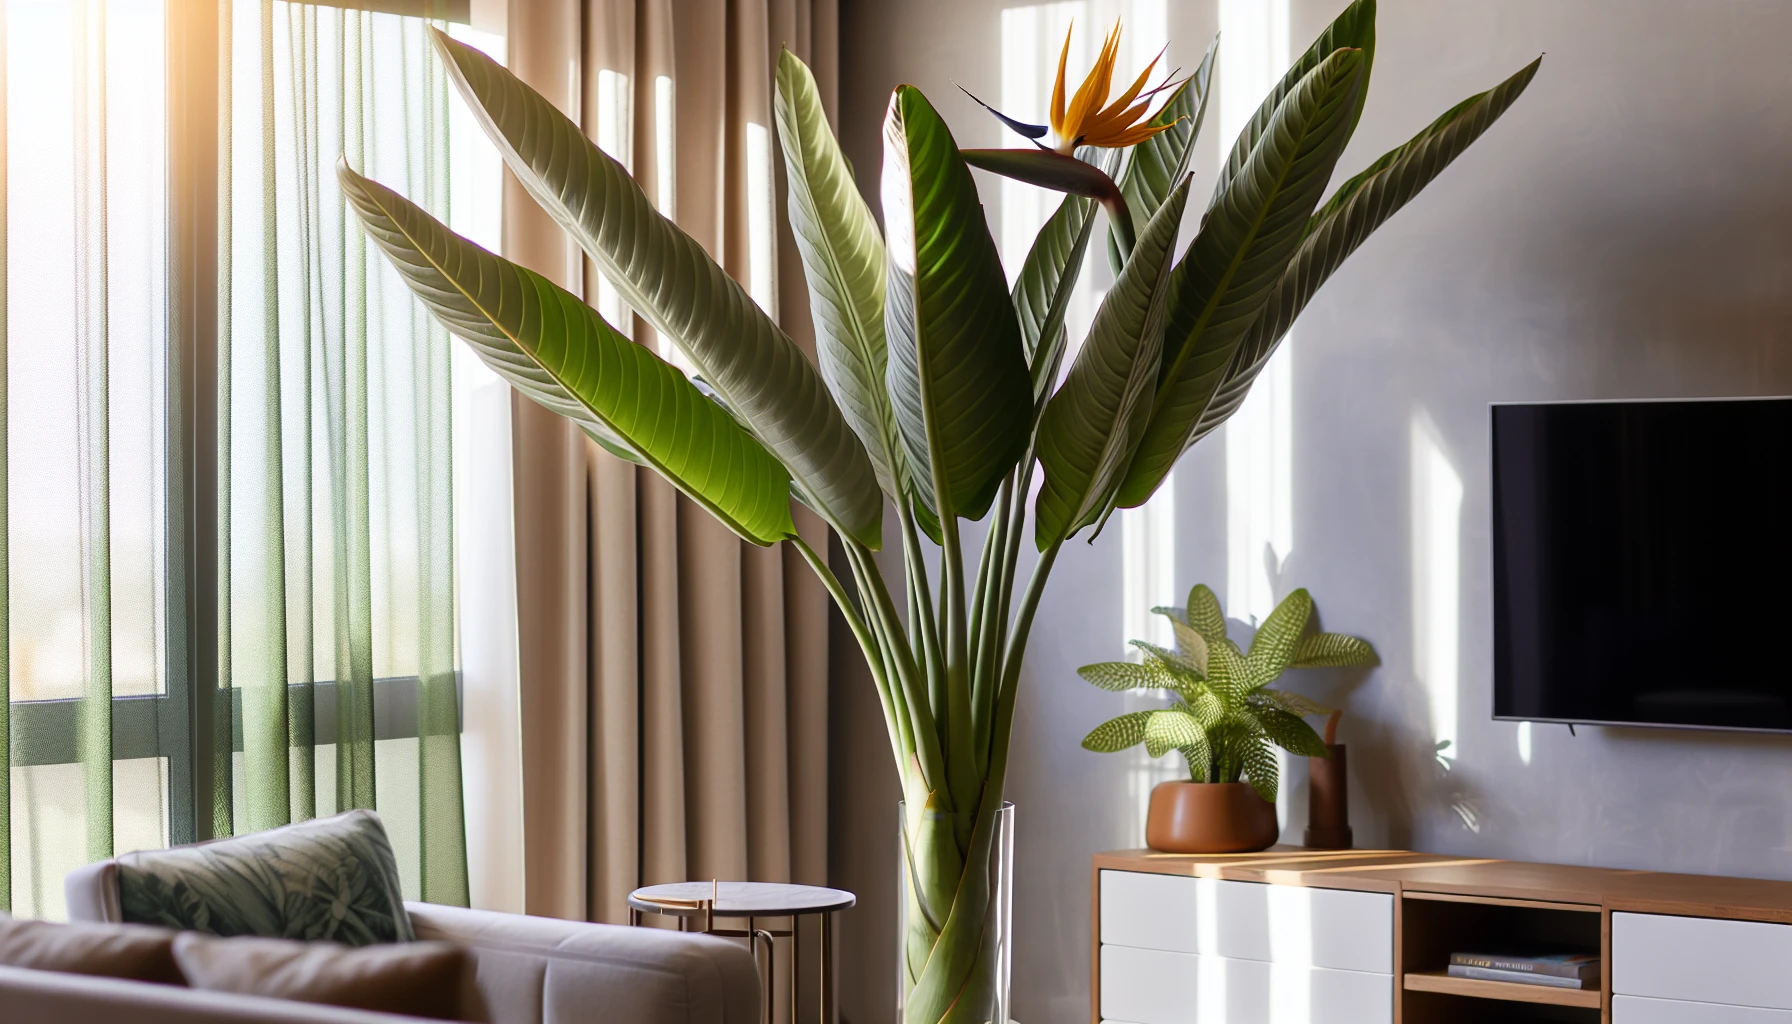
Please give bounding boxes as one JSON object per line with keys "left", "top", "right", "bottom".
{"left": 116, "top": 809, "right": 415, "bottom": 946}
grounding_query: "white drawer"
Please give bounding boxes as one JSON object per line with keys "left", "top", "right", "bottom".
{"left": 1102, "top": 870, "right": 1202, "bottom": 954}
{"left": 1099, "top": 945, "right": 1393, "bottom": 1024}
{"left": 1615, "top": 912, "right": 1792, "bottom": 1009}
{"left": 1616, "top": 995, "right": 1792, "bottom": 1023}
{"left": 1211, "top": 880, "right": 1394, "bottom": 973}
{"left": 1099, "top": 871, "right": 1394, "bottom": 973}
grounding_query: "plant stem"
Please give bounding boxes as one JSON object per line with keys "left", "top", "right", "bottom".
{"left": 791, "top": 535, "right": 905, "bottom": 768}
{"left": 842, "top": 535, "right": 946, "bottom": 795}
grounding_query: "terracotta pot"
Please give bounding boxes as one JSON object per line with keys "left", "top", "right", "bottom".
{"left": 1145, "top": 781, "right": 1279, "bottom": 854}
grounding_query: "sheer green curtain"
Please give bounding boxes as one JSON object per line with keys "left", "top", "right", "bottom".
{"left": 0, "top": 0, "right": 474, "bottom": 917}
{"left": 219, "top": 0, "right": 467, "bottom": 903}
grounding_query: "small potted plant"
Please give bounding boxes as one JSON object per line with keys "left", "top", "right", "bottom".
{"left": 1080, "top": 584, "right": 1376, "bottom": 853}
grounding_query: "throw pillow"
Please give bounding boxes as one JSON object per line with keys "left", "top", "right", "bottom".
{"left": 172, "top": 932, "right": 483, "bottom": 1022}
{"left": 116, "top": 808, "right": 415, "bottom": 945}
{"left": 0, "top": 916, "right": 184, "bottom": 985}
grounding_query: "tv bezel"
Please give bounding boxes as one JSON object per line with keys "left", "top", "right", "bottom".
{"left": 1489, "top": 394, "right": 1792, "bottom": 735}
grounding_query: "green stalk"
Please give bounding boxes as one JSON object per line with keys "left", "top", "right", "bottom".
{"left": 792, "top": 536, "right": 905, "bottom": 769}
{"left": 843, "top": 537, "right": 944, "bottom": 789}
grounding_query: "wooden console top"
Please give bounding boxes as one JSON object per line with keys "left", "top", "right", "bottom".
{"left": 1094, "top": 846, "right": 1792, "bottom": 924}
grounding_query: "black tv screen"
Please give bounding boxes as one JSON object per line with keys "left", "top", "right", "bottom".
{"left": 1492, "top": 398, "right": 1792, "bottom": 732}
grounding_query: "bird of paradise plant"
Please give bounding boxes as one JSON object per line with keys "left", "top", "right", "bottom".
{"left": 336, "top": 3, "right": 1537, "bottom": 1021}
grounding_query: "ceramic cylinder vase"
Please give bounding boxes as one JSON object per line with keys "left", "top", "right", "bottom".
{"left": 1304, "top": 743, "right": 1353, "bottom": 849}
{"left": 1145, "top": 781, "right": 1279, "bottom": 854}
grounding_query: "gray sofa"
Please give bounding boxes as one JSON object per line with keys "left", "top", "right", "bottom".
{"left": 3, "top": 862, "right": 761, "bottom": 1024}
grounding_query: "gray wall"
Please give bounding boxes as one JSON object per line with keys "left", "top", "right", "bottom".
{"left": 828, "top": 2, "right": 1792, "bottom": 1022}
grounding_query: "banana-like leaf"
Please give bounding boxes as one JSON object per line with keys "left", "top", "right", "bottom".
{"left": 1186, "top": 584, "right": 1227, "bottom": 643}
{"left": 1116, "top": 48, "right": 1367, "bottom": 509}
{"left": 1078, "top": 660, "right": 1174, "bottom": 692}
{"left": 1034, "top": 178, "right": 1191, "bottom": 547}
{"left": 1082, "top": 711, "right": 1151, "bottom": 752}
{"left": 1188, "top": 58, "right": 1542, "bottom": 448}
{"left": 882, "top": 86, "right": 1032, "bottom": 526}
{"left": 1010, "top": 147, "right": 1118, "bottom": 403}
{"left": 774, "top": 49, "right": 904, "bottom": 501}
{"left": 1246, "top": 587, "right": 1313, "bottom": 685}
{"left": 1290, "top": 632, "right": 1379, "bottom": 668}
{"left": 961, "top": 148, "right": 1136, "bottom": 258}
{"left": 1108, "top": 36, "right": 1217, "bottom": 273}
{"left": 1145, "top": 708, "right": 1206, "bottom": 758}
{"left": 1171, "top": 620, "right": 1210, "bottom": 677}
{"left": 1240, "top": 735, "right": 1281, "bottom": 802}
{"left": 1212, "top": 0, "right": 1376, "bottom": 203}
{"left": 338, "top": 163, "right": 795, "bottom": 546}
{"left": 429, "top": 30, "right": 882, "bottom": 549}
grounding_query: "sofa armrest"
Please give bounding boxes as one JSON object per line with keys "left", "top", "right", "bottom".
{"left": 0, "top": 964, "right": 422, "bottom": 1024}
{"left": 405, "top": 902, "right": 759, "bottom": 1024}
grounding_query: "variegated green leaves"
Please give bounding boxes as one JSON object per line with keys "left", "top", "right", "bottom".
{"left": 338, "top": 164, "right": 795, "bottom": 546}
{"left": 1078, "top": 583, "right": 1374, "bottom": 800}
{"left": 428, "top": 29, "right": 883, "bottom": 548}
{"left": 882, "top": 86, "right": 1032, "bottom": 527}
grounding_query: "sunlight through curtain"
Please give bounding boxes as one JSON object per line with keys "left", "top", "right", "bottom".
{"left": 220, "top": 0, "right": 467, "bottom": 904}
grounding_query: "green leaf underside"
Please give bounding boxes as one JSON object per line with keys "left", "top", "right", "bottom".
{"left": 1187, "top": 584, "right": 1227, "bottom": 642}
{"left": 1109, "top": 36, "right": 1217, "bottom": 273}
{"left": 1213, "top": 0, "right": 1377, "bottom": 205}
{"left": 1247, "top": 588, "right": 1313, "bottom": 685}
{"left": 1187, "top": 57, "right": 1541, "bottom": 449}
{"left": 1171, "top": 620, "right": 1210, "bottom": 676}
{"left": 775, "top": 50, "right": 906, "bottom": 501}
{"left": 1083, "top": 711, "right": 1151, "bottom": 752}
{"left": 429, "top": 30, "right": 881, "bottom": 548}
{"left": 882, "top": 86, "right": 1032, "bottom": 524}
{"left": 1290, "top": 632, "right": 1379, "bottom": 668}
{"left": 1034, "top": 177, "right": 1192, "bottom": 548}
{"left": 1145, "top": 708, "right": 1206, "bottom": 758}
{"left": 1255, "top": 689, "right": 1332, "bottom": 718}
{"left": 1078, "top": 661, "right": 1172, "bottom": 692}
{"left": 1117, "top": 47, "right": 1368, "bottom": 509}
{"left": 338, "top": 164, "right": 795, "bottom": 546}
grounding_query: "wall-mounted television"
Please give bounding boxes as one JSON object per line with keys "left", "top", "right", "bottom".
{"left": 1492, "top": 397, "right": 1792, "bottom": 732}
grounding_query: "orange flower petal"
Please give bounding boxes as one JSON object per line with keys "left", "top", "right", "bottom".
{"left": 1064, "top": 21, "right": 1121, "bottom": 146}
{"left": 1095, "top": 47, "right": 1163, "bottom": 123}
{"left": 1050, "top": 22, "right": 1073, "bottom": 138}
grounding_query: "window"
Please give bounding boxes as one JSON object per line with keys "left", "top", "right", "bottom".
{"left": 2, "top": 0, "right": 504, "bottom": 917}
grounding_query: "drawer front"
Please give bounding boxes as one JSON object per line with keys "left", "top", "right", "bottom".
{"left": 1100, "top": 945, "right": 1393, "bottom": 1024}
{"left": 1210, "top": 880, "right": 1394, "bottom": 973}
{"left": 1615, "top": 995, "right": 1792, "bottom": 1023}
{"left": 1102, "top": 871, "right": 1202, "bottom": 954}
{"left": 1099, "top": 871, "right": 1394, "bottom": 973}
{"left": 1614, "top": 912, "right": 1792, "bottom": 1009}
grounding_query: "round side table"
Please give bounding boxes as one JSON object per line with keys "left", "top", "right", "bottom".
{"left": 629, "top": 881, "right": 855, "bottom": 1024}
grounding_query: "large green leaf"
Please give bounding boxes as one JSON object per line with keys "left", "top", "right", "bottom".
{"left": 1240, "top": 735, "right": 1282, "bottom": 802}
{"left": 1034, "top": 177, "right": 1191, "bottom": 547}
{"left": 1189, "top": 57, "right": 1542, "bottom": 448}
{"left": 774, "top": 49, "right": 904, "bottom": 501}
{"left": 1108, "top": 36, "right": 1217, "bottom": 273}
{"left": 1077, "top": 661, "right": 1173, "bottom": 692}
{"left": 882, "top": 85, "right": 1031, "bottom": 524}
{"left": 429, "top": 30, "right": 881, "bottom": 548}
{"left": 1212, "top": 0, "right": 1377, "bottom": 203}
{"left": 1187, "top": 583, "right": 1228, "bottom": 643}
{"left": 338, "top": 163, "right": 795, "bottom": 546}
{"left": 1116, "top": 47, "right": 1368, "bottom": 509}
{"left": 1253, "top": 705, "right": 1329, "bottom": 758}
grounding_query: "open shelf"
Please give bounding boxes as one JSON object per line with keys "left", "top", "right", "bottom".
{"left": 1404, "top": 969, "right": 1602, "bottom": 1008}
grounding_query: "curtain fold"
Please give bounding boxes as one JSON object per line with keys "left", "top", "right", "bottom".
{"left": 505, "top": 0, "right": 836, "bottom": 940}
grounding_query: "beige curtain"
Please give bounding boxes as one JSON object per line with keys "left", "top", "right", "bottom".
{"left": 502, "top": 0, "right": 837, "bottom": 930}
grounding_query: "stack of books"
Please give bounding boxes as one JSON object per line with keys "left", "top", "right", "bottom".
{"left": 1446, "top": 951, "right": 1601, "bottom": 989}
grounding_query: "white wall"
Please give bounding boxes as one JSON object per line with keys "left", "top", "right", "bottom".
{"left": 830, "top": 2, "right": 1792, "bottom": 1022}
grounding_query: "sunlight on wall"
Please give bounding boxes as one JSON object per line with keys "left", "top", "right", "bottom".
{"left": 654, "top": 76, "right": 675, "bottom": 217}
{"left": 592, "top": 69, "right": 631, "bottom": 328}
{"left": 1517, "top": 720, "right": 1533, "bottom": 765}
{"left": 746, "top": 122, "right": 776, "bottom": 316}
{"left": 1410, "top": 411, "right": 1463, "bottom": 762}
